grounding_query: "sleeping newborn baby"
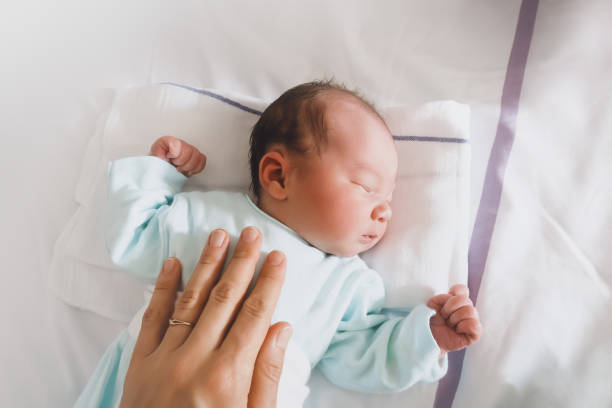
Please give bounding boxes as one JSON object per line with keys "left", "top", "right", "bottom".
{"left": 76, "top": 81, "right": 481, "bottom": 407}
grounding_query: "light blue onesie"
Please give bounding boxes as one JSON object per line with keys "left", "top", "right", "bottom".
{"left": 76, "top": 156, "right": 447, "bottom": 407}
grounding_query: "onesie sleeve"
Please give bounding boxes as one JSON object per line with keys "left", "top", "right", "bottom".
{"left": 104, "top": 156, "right": 189, "bottom": 283}
{"left": 316, "top": 269, "right": 448, "bottom": 393}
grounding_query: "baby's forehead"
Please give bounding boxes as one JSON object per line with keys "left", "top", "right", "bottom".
{"left": 316, "top": 90, "right": 373, "bottom": 115}
{"left": 319, "top": 95, "right": 396, "bottom": 171}
{"left": 317, "top": 93, "right": 385, "bottom": 138}
{"left": 319, "top": 94, "right": 389, "bottom": 136}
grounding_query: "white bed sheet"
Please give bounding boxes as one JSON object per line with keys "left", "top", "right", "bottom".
{"left": 2, "top": 1, "right": 610, "bottom": 407}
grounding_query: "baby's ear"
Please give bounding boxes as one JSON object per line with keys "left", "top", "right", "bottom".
{"left": 259, "top": 151, "right": 288, "bottom": 200}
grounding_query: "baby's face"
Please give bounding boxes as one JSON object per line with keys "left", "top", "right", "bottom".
{"left": 286, "top": 96, "right": 397, "bottom": 257}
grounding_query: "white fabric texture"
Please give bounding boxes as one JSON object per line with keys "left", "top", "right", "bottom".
{"left": 49, "top": 83, "right": 470, "bottom": 322}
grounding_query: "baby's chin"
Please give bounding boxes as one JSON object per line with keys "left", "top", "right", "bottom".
{"left": 320, "top": 240, "right": 380, "bottom": 258}
{"left": 308, "top": 240, "right": 357, "bottom": 258}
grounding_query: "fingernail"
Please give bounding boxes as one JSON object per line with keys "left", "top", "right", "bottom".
{"left": 241, "top": 227, "right": 258, "bottom": 242}
{"left": 209, "top": 229, "right": 225, "bottom": 247}
{"left": 163, "top": 258, "right": 176, "bottom": 275}
{"left": 275, "top": 325, "right": 292, "bottom": 350}
{"left": 267, "top": 250, "right": 284, "bottom": 266}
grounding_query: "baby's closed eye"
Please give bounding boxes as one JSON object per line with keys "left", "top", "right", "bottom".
{"left": 351, "top": 181, "right": 374, "bottom": 194}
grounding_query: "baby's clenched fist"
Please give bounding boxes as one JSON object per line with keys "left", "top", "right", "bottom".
{"left": 150, "top": 136, "right": 207, "bottom": 177}
{"left": 427, "top": 284, "right": 482, "bottom": 354}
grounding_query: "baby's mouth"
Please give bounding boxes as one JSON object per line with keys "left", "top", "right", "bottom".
{"left": 360, "top": 234, "right": 378, "bottom": 244}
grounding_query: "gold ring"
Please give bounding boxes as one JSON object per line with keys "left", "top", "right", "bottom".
{"left": 169, "top": 318, "right": 193, "bottom": 326}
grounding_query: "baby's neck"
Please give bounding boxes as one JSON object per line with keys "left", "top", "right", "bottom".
{"left": 255, "top": 194, "right": 293, "bottom": 230}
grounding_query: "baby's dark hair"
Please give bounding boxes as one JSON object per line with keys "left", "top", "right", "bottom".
{"left": 249, "top": 79, "right": 384, "bottom": 198}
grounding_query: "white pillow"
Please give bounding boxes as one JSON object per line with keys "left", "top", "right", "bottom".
{"left": 50, "top": 83, "right": 470, "bottom": 322}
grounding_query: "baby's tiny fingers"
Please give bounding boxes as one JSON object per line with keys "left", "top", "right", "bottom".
{"left": 150, "top": 144, "right": 170, "bottom": 162}
{"left": 456, "top": 318, "right": 482, "bottom": 343}
{"left": 186, "top": 154, "right": 207, "bottom": 176}
{"left": 166, "top": 138, "right": 183, "bottom": 159}
{"left": 171, "top": 143, "right": 195, "bottom": 167}
{"left": 447, "top": 305, "right": 479, "bottom": 327}
{"left": 179, "top": 149, "right": 202, "bottom": 175}
{"left": 194, "top": 153, "right": 207, "bottom": 174}
{"left": 449, "top": 284, "right": 469, "bottom": 297}
{"left": 427, "top": 294, "right": 452, "bottom": 312}
{"left": 440, "top": 295, "right": 472, "bottom": 319}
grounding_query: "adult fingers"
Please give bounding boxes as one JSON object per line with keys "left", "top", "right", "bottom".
{"left": 188, "top": 227, "right": 262, "bottom": 350}
{"left": 427, "top": 294, "right": 452, "bottom": 312}
{"left": 447, "top": 305, "right": 479, "bottom": 328}
{"left": 132, "top": 258, "right": 182, "bottom": 360}
{"left": 161, "top": 229, "right": 230, "bottom": 351}
{"left": 222, "top": 250, "right": 286, "bottom": 361}
{"left": 440, "top": 295, "right": 473, "bottom": 320}
{"left": 247, "top": 322, "right": 292, "bottom": 408}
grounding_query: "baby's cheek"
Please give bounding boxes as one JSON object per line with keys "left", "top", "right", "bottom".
{"left": 332, "top": 199, "right": 362, "bottom": 236}
{"left": 379, "top": 222, "right": 389, "bottom": 237}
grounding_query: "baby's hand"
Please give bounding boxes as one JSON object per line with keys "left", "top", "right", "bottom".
{"left": 150, "top": 135, "right": 207, "bottom": 177}
{"left": 427, "top": 284, "right": 482, "bottom": 354}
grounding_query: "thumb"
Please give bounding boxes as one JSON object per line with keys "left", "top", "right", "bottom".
{"left": 248, "top": 323, "right": 292, "bottom": 408}
{"left": 150, "top": 136, "right": 181, "bottom": 161}
{"left": 167, "top": 138, "right": 182, "bottom": 159}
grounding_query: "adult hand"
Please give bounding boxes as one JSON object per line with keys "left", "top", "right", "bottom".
{"left": 120, "top": 226, "right": 291, "bottom": 407}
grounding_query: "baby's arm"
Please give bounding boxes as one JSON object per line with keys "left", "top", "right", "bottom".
{"left": 318, "top": 279, "right": 482, "bottom": 392}
{"left": 105, "top": 136, "right": 205, "bottom": 282}
{"left": 317, "top": 271, "right": 448, "bottom": 393}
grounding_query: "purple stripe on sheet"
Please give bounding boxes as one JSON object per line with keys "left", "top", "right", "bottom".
{"left": 433, "top": 1, "right": 539, "bottom": 407}
{"left": 393, "top": 135, "right": 468, "bottom": 144}
{"left": 161, "top": 82, "right": 263, "bottom": 115}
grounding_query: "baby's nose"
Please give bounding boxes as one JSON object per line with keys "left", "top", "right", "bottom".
{"left": 371, "top": 202, "right": 392, "bottom": 223}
